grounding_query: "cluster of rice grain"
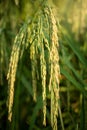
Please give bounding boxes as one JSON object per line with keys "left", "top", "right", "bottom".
{"left": 45, "top": 6, "right": 60, "bottom": 130}
{"left": 7, "top": 3, "right": 60, "bottom": 130}
{"left": 7, "top": 25, "right": 28, "bottom": 121}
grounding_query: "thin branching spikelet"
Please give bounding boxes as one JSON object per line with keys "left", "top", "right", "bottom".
{"left": 30, "top": 42, "right": 37, "bottom": 101}
{"left": 7, "top": 24, "right": 28, "bottom": 121}
{"left": 43, "top": 6, "right": 60, "bottom": 130}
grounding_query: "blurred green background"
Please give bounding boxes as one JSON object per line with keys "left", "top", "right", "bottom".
{"left": 0, "top": 0, "right": 87, "bottom": 130}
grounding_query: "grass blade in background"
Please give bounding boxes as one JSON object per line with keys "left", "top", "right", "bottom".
{"left": 60, "top": 67, "right": 87, "bottom": 96}
{"left": 61, "top": 27, "right": 87, "bottom": 67}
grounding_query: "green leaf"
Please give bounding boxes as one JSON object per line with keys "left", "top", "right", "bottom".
{"left": 62, "top": 56, "right": 86, "bottom": 88}
{"left": 21, "top": 75, "right": 33, "bottom": 96}
{"left": 29, "top": 96, "right": 43, "bottom": 130}
{"left": 60, "top": 67, "right": 87, "bottom": 96}
{"left": 61, "top": 27, "right": 87, "bottom": 67}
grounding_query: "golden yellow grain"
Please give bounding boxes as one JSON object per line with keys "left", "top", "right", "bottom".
{"left": 44, "top": 6, "right": 60, "bottom": 130}
{"left": 30, "top": 42, "right": 37, "bottom": 101}
{"left": 7, "top": 31, "right": 27, "bottom": 121}
{"left": 40, "top": 44, "right": 46, "bottom": 125}
{"left": 7, "top": 3, "right": 60, "bottom": 130}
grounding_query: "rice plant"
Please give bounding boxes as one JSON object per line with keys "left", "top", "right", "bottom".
{"left": 7, "top": 2, "right": 60, "bottom": 130}
{"left": 0, "top": 0, "right": 87, "bottom": 130}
